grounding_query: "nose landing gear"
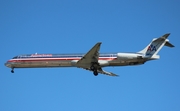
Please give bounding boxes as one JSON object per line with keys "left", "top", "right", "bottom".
{"left": 11, "top": 68, "right": 14, "bottom": 73}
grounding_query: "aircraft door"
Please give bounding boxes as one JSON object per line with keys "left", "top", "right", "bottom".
{"left": 110, "top": 54, "right": 113, "bottom": 60}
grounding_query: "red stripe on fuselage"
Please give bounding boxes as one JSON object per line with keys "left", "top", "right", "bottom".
{"left": 8, "top": 57, "right": 117, "bottom": 62}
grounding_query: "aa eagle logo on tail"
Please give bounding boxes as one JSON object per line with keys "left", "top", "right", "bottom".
{"left": 147, "top": 44, "right": 157, "bottom": 52}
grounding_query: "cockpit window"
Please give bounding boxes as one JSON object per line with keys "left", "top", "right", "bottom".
{"left": 12, "top": 56, "right": 18, "bottom": 59}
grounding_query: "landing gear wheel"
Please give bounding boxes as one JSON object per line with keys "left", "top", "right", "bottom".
{"left": 93, "top": 71, "right": 98, "bottom": 76}
{"left": 90, "top": 62, "right": 99, "bottom": 76}
{"left": 11, "top": 68, "right": 14, "bottom": 73}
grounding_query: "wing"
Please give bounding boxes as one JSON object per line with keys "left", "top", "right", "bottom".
{"left": 76, "top": 42, "right": 101, "bottom": 68}
{"left": 82, "top": 67, "right": 119, "bottom": 76}
{"left": 76, "top": 42, "right": 119, "bottom": 77}
{"left": 97, "top": 68, "right": 119, "bottom": 76}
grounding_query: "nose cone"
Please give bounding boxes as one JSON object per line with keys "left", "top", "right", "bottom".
{"left": 5, "top": 61, "right": 12, "bottom": 68}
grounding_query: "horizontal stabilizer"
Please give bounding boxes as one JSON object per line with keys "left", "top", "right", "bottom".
{"left": 165, "top": 41, "right": 175, "bottom": 47}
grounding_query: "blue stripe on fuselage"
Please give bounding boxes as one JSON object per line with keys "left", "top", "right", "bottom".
{"left": 12, "top": 53, "right": 118, "bottom": 59}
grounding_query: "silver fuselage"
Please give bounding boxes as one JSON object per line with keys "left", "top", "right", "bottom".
{"left": 5, "top": 53, "right": 158, "bottom": 69}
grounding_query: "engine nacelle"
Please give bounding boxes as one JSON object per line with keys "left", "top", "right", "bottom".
{"left": 117, "top": 53, "right": 143, "bottom": 60}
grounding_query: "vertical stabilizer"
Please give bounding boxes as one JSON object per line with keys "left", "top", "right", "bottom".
{"left": 138, "top": 33, "right": 174, "bottom": 57}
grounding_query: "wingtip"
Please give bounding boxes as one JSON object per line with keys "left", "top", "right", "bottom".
{"left": 115, "top": 74, "right": 120, "bottom": 77}
{"left": 96, "top": 42, "right": 102, "bottom": 46}
{"left": 97, "top": 42, "right": 102, "bottom": 44}
{"left": 111, "top": 73, "right": 119, "bottom": 77}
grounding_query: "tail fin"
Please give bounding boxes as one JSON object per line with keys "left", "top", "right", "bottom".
{"left": 138, "top": 33, "right": 174, "bottom": 57}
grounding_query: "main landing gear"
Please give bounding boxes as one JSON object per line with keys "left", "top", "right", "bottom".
{"left": 90, "top": 63, "right": 99, "bottom": 76}
{"left": 11, "top": 68, "right": 14, "bottom": 73}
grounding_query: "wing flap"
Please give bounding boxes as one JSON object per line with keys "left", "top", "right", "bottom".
{"left": 97, "top": 69, "right": 119, "bottom": 76}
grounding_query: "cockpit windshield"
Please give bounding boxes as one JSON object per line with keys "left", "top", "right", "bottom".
{"left": 12, "top": 56, "right": 18, "bottom": 59}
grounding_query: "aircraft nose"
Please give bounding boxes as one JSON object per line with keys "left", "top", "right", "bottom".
{"left": 5, "top": 61, "right": 12, "bottom": 68}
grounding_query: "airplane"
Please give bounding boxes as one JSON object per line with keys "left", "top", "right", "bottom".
{"left": 5, "top": 33, "right": 174, "bottom": 76}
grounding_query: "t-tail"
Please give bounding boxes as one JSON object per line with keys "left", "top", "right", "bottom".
{"left": 138, "top": 33, "right": 174, "bottom": 59}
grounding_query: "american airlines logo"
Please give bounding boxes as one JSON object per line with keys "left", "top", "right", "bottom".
{"left": 30, "top": 54, "right": 52, "bottom": 57}
{"left": 147, "top": 44, "right": 156, "bottom": 52}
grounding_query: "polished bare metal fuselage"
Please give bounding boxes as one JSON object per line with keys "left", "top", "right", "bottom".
{"left": 5, "top": 53, "right": 147, "bottom": 69}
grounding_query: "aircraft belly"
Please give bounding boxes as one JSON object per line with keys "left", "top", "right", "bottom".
{"left": 108, "top": 60, "right": 129, "bottom": 66}
{"left": 108, "top": 59, "right": 145, "bottom": 66}
{"left": 9, "top": 60, "right": 73, "bottom": 68}
{"left": 7, "top": 59, "right": 146, "bottom": 68}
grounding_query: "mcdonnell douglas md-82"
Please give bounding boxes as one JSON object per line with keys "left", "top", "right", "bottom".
{"left": 5, "top": 33, "right": 174, "bottom": 76}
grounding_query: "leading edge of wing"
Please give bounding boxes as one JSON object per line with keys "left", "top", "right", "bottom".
{"left": 77, "top": 42, "right": 102, "bottom": 67}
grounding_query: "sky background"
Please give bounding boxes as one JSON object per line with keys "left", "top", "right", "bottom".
{"left": 0, "top": 0, "right": 180, "bottom": 111}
